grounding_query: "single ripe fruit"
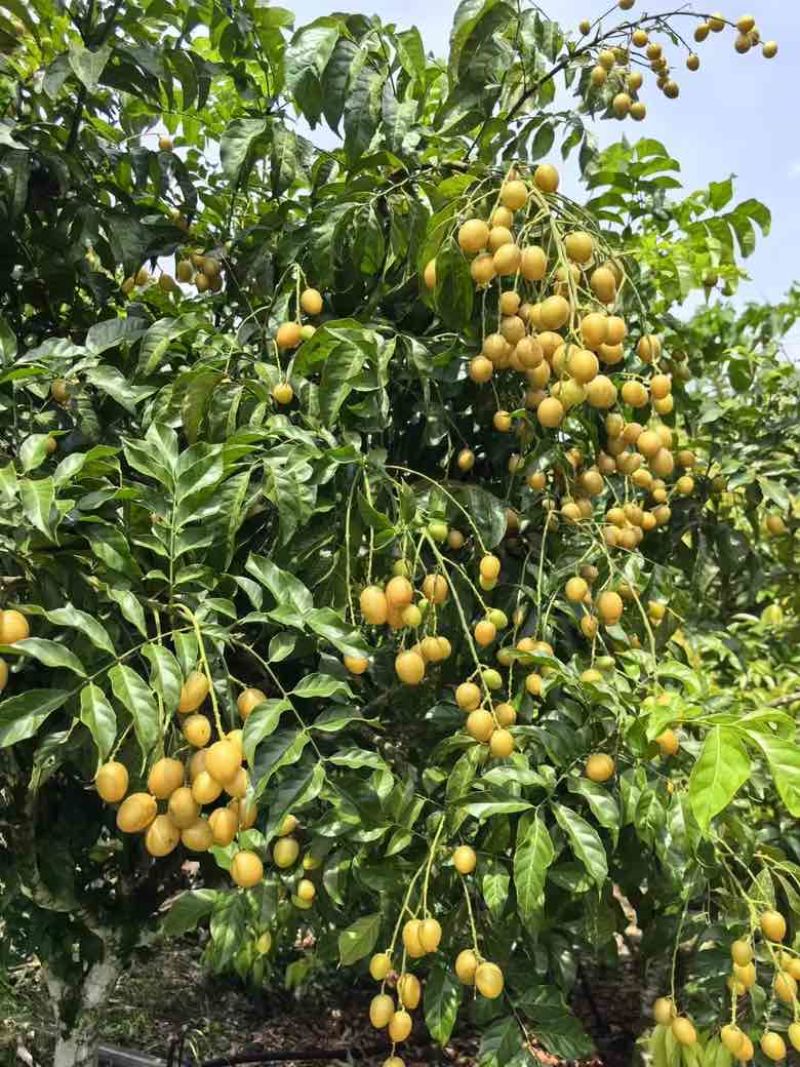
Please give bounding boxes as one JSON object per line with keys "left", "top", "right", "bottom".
{"left": 237, "top": 687, "right": 267, "bottom": 720}
{"left": 116, "top": 792, "right": 157, "bottom": 833}
{"left": 456, "top": 682, "right": 481, "bottom": 711}
{"left": 402, "top": 919, "right": 426, "bottom": 958}
{"left": 360, "top": 585, "right": 388, "bottom": 625}
{"left": 145, "top": 814, "right": 181, "bottom": 857}
{"left": 585, "top": 753, "right": 615, "bottom": 783}
{"left": 731, "top": 939, "right": 752, "bottom": 966}
{"left": 423, "top": 259, "right": 436, "bottom": 290}
{"left": 458, "top": 218, "right": 490, "bottom": 254}
{"left": 721, "top": 1025, "right": 746, "bottom": 1056}
{"left": 0, "top": 610, "right": 29, "bottom": 645}
{"left": 183, "top": 713, "right": 211, "bottom": 748}
{"left": 397, "top": 972, "right": 422, "bottom": 1009}
{"left": 489, "top": 729, "right": 515, "bottom": 758}
{"left": 788, "top": 1024, "right": 800, "bottom": 1053}
{"left": 300, "top": 287, "right": 323, "bottom": 315}
{"left": 205, "top": 739, "right": 242, "bottom": 784}
{"left": 656, "top": 729, "right": 679, "bottom": 757}
{"left": 181, "top": 817, "right": 213, "bottom": 852}
{"left": 774, "top": 971, "right": 796, "bottom": 1003}
{"left": 565, "top": 577, "right": 589, "bottom": 603}
{"left": 95, "top": 761, "right": 129, "bottom": 803}
{"left": 147, "top": 757, "right": 185, "bottom": 799}
{"left": 178, "top": 670, "right": 209, "bottom": 714}
{"left": 395, "top": 649, "right": 425, "bottom": 685}
{"left": 231, "top": 849, "right": 264, "bottom": 888}
{"left": 760, "top": 1033, "right": 786, "bottom": 1062}
{"left": 296, "top": 878, "right": 316, "bottom": 903}
{"left": 672, "top": 1018, "right": 697, "bottom": 1047}
{"left": 422, "top": 574, "right": 448, "bottom": 604}
{"left": 276, "top": 322, "right": 302, "bottom": 349}
{"left": 272, "top": 381, "right": 293, "bottom": 405}
{"left": 273, "top": 836, "right": 300, "bottom": 869}
{"left": 534, "top": 163, "right": 559, "bottom": 193}
{"left": 455, "top": 948, "right": 479, "bottom": 984}
{"left": 537, "top": 397, "right": 564, "bottom": 429}
{"left": 500, "top": 179, "right": 528, "bottom": 210}
{"left": 208, "top": 807, "right": 238, "bottom": 846}
{"left": 419, "top": 918, "right": 442, "bottom": 954}
{"left": 467, "top": 709, "right": 494, "bottom": 743}
{"left": 369, "top": 993, "right": 395, "bottom": 1029}
{"left": 564, "top": 231, "right": 594, "bottom": 263}
{"left": 475, "top": 962, "right": 504, "bottom": 999}
{"left": 453, "top": 845, "right": 477, "bottom": 874}
{"left": 652, "top": 997, "right": 675, "bottom": 1025}
{"left": 51, "top": 378, "right": 70, "bottom": 404}
{"left": 474, "top": 620, "right": 496, "bottom": 647}
{"left": 191, "top": 770, "right": 223, "bottom": 805}
{"left": 369, "top": 952, "right": 392, "bottom": 981}
{"left": 388, "top": 1010, "right": 412, "bottom": 1043}
{"left": 761, "top": 909, "right": 787, "bottom": 942}
{"left": 168, "top": 786, "right": 200, "bottom": 830}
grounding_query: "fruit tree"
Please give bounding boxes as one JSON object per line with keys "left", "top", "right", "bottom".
{"left": 0, "top": 1, "right": 797, "bottom": 1065}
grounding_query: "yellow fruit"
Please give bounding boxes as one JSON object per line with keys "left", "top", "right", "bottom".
{"left": 165, "top": 786, "right": 198, "bottom": 830}
{"left": 0, "top": 610, "right": 29, "bottom": 645}
{"left": 388, "top": 1009, "right": 412, "bottom": 1043}
{"left": 343, "top": 654, "right": 369, "bottom": 675}
{"left": 423, "top": 259, "right": 436, "bottom": 290}
{"left": 296, "top": 878, "right": 316, "bottom": 902}
{"left": 147, "top": 756, "right": 185, "bottom": 799}
{"left": 182, "top": 713, "right": 211, "bottom": 748}
{"left": 457, "top": 448, "right": 475, "bottom": 472}
{"left": 422, "top": 574, "right": 448, "bottom": 604}
{"left": 208, "top": 806, "right": 238, "bottom": 846}
{"left": 734, "top": 962, "right": 757, "bottom": 988}
{"left": 597, "top": 590, "right": 623, "bottom": 625}
{"left": 256, "top": 931, "right": 272, "bottom": 955}
{"left": 761, "top": 910, "right": 787, "bottom": 942}
{"left": 526, "top": 672, "right": 543, "bottom": 696}
{"left": 236, "top": 690, "right": 265, "bottom": 726}
{"left": 586, "top": 375, "right": 617, "bottom": 409}
{"left": 534, "top": 164, "right": 559, "bottom": 193}
{"left": 205, "top": 739, "right": 241, "bottom": 785}
{"left": 191, "top": 770, "right": 223, "bottom": 805}
{"left": 224, "top": 766, "right": 249, "bottom": 799}
{"left": 568, "top": 347, "right": 599, "bottom": 384}
{"left": 775, "top": 971, "right": 797, "bottom": 1003}
{"left": 493, "top": 243, "right": 521, "bottom": 276}
{"left": 474, "top": 620, "right": 497, "bottom": 647}
{"left": 762, "top": 41, "right": 778, "bottom": 59}
{"left": 360, "top": 585, "right": 389, "bottom": 625}
{"left": 537, "top": 397, "right": 564, "bottom": 429}
{"left": 369, "top": 952, "right": 392, "bottom": 980}
{"left": 672, "top": 1018, "right": 697, "bottom": 1047}
{"left": 300, "top": 287, "right": 323, "bottom": 315}
{"left": 273, "top": 836, "right": 300, "bottom": 868}
{"left": 471, "top": 253, "right": 495, "bottom": 286}
{"left": 230, "top": 795, "right": 257, "bottom": 829}
{"left": 760, "top": 1033, "right": 786, "bottom": 1062}
{"left": 272, "top": 382, "right": 293, "bottom": 405}
{"left": 731, "top": 939, "right": 752, "bottom": 966}
{"left": 520, "top": 245, "right": 547, "bottom": 281}
{"left": 453, "top": 845, "right": 477, "bottom": 874}
{"left": 95, "top": 761, "right": 129, "bottom": 803}
{"left": 489, "top": 728, "right": 515, "bottom": 758}
{"left": 51, "top": 378, "right": 70, "bottom": 403}
{"left": 467, "top": 709, "right": 494, "bottom": 743}
{"left": 178, "top": 670, "right": 209, "bottom": 714}
{"left": 500, "top": 179, "right": 528, "bottom": 211}
{"left": 475, "top": 962, "right": 504, "bottom": 999}
{"left": 721, "top": 1025, "right": 746, "bottom": 1056}
{"left": 455, "top": 949, "right": 478, "bottom": 984}
{"left": 653, "top": 997, "right": 675, "bottom": 1025}
{"left": 656, "top": 729, "right": 679, "bottom": 757}
{"left": 458, "top": 218, "right": 490, "bottom": 254}
{"left": 181, "top": 817, "right": 213, "bottom": 852}
{"left": 565, "top": 577, "right": 589, "bottom": 603}
{"left": 386, "top": 575, "right": 413, "bottom": 607}
{"left": 488, "top": 226, "right": 513, "bottom": 253}
{"left": 276, "top": 322, "right": 302, "bottom": 349}
{"left": 402, "top": 919, "right": 426, "bottom": 958}
{"left": 564, "top": 231, "right": 594, "bottom": 263}
{"left": 612, "top": 92, "right": 632, "bottom": 118}
{"left": 591, "top": 65, "right": 607, "bottom": 87}
{"left": 395, "top": 649, "right": 425, "bottom": 685}
{"left": 456, "top": 682, "right": 481, "bottom": 711}
{"left": 231, "top": 849, "right": 264, "bottom": 888}
{"left": 397, "top": 972, "right": 422, "bottom": 1009}
{"left": 585, "top": 753, "right": 615, "bottom": 783}
{"left": 145, "top": 814, "right": 181, "bottom": 857}
{"left": 494, "top": 702, "right": 517, "bottom": 727}
{"left": 116, "top": 792, "right": 157, "bottom": 833}
{"left": 590, "top": 266, "right": 617, "bottom": 302}
{"left": 369, "top": 992, "right": 395, "bottom": 1029}
{"left": 788, "top": 1024, "right": 800, "bottom": 1053}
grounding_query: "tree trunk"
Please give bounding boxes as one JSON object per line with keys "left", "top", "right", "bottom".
{"left": 46, "top": 951, "right": 122, "bottom": 1067}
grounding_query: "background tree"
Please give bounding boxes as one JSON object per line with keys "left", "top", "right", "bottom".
{"left": 0, "top": 2, "right": 795, "bottom": 1066}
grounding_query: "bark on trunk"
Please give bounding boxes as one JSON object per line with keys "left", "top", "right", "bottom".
{"left": 46, "top": 950, "right": 122, "bottom": 1067}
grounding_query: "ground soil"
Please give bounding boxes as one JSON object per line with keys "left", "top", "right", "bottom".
{"left": 0, "top": 935, "right": 649, "bottom": 1067}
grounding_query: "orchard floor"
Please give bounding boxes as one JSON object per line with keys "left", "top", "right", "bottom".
{"left": 0, "top": 937, "right": 647, "bottom": 1067}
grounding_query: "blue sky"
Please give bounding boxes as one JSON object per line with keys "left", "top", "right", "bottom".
{"left": 290, "top": 0, "right": 799, "bottom": 310}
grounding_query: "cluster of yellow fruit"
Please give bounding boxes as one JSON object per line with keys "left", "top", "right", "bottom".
{"left": 0, "top": 608, "right": 29, "bottom": 692}
{"left": 365, "top": 846, "right": 504, "bottom": 1066}
{"left": 92, "top": 672, "right": 309, "bottom": 893}
{"left": 269, "top": 286, "right": 324, "bottom": 405}
{"left": 652, "top": 910, "right": 800, "bottom": 1063}
{"left": 358, "top": 572, "right": 453, "bottom": 686}
{"left": 562, "top": 569, "right": 670, "bottom": 643}
{"left": 578, "top": 10, "right": 777, "bottom": 122}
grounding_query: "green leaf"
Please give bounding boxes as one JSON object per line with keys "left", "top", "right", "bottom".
{"left": 747, "top": 732, "right": 800, "bottom": 817}
{"left": 514, "top": 811, "right": 554, "bottom": 923}
{"left": 79, "top": 684, "right": 117, "bottom": 761}
{"left": 291, "top": 673, "right": 352, "bottom": 700}
{"left": 243, "top": 699, "right": 291, "bottom": 765}
{"left": 141, "top": 644, "right": 183, "bottom": 714}
{"left": 245, "top": 553, "right": 313, "bottom": 618}
{"left": 448, "top": 483, "right": 507, "bottom": 547}
{"left": 162, "top": 889, "right": 219, "bottom": 936}
{"left": 44, "top": 605, "right": 116, "bottom": 656}
{"left": 318, "top": 343, "right": 367, "bottom": 423}
{"left": 338, "top": 912, "right": 381, "bottom": 966}
{"left": 68, "top": 40, "right": 113, "bottom": 88}
{"left": 343, "top": 67, "right": 384, "bottom": 164}
{"left": 552, "top": 803, "right": 608, "bottom": 885}
{"left": 20, "top": 477, "right": 56, "bottom": 539}
{"left": 263, "top": 762, "right": 325, "bottom": 839}
{"left": 434, "top": 239, "right": 473, "bottom": 331}
{"left": 306, "top": 608, "right": 369, "bottom": 657}
{"left": 251, "top": 729, "right": 309, "bottom": 793}
{"left": 11, "top": 638, "right": 86, "bottom": 676}
{"left": 0, "top": 689, "right": 70, "bottom": 747}
{"left": 19, "top": 434, "right": 51, "bottom": 472}
{"left": 220, "top": 117, "right": 267, "bottom": 180}
{"left": 109, "top": 664, "right": 160, "bottom": 759}
{"left": 516, "top": 987, "right": 594, "bottom": 1060}
{"left": 689, "top": 726, "right": 750, "bottom": 832}
{"left": 424, "top": 958, "right": 463, "bottom": 1044}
